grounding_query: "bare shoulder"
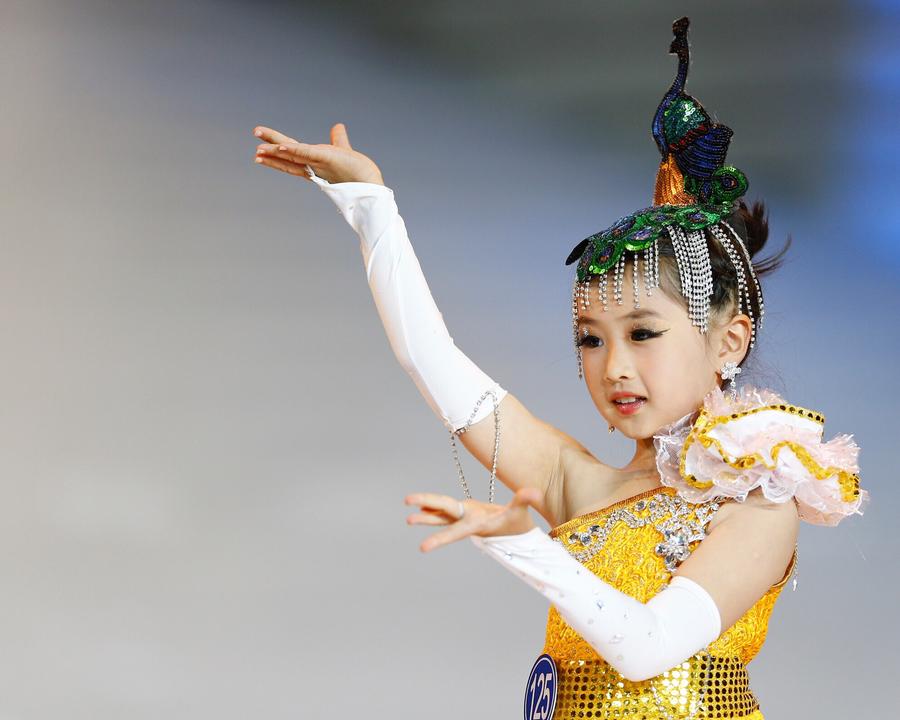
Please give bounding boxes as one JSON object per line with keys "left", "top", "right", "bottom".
{"left": 706, "top": 486, "right": 800, "bottom": 532}
{"left": 543, "top": 443, "right": 596, "bottom": 529}
{"left": 548, "top": 444, "right": 624, "bottom": 526}
{"left": 675, "top": 487, "right": 799, "bottom": 631}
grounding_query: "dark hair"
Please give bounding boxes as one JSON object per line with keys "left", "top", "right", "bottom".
{"left": 653, "top": 199, "right": 792, "bottom": 365}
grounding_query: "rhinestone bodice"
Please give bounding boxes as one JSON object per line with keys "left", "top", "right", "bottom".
{"left": 540, "top": 485, "right": 795, "bottom": 719}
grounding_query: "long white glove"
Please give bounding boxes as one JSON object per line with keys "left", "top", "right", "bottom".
{"left": 310, "top": 170, "right": 507, "bottom": 432}
{"left": 470, "top": 527, "right": 721, "bottom": 682}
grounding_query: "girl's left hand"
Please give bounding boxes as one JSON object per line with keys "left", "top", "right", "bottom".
{"left": 404, "top": 487, "right": 543, "bottom": 553}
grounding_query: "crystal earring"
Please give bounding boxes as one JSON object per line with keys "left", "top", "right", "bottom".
{"left": 720, "top": 361, "right": 742, "bottom": 399}
{"left": 608, "top": 424, "right": 616, "bottom": 434}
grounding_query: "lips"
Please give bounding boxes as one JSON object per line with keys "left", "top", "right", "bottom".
{"left": 610, "top": 393, "right": 647, "bottom": 416}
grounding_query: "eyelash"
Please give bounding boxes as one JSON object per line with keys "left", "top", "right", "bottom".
{"left": 577, "top": 327, "right": 666, "bottom": 348}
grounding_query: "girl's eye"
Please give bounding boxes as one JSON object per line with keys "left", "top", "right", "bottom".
{"left": 632, "top": 327, "right": 666, "bottom": 341}
{"left": 577, "top": 333, "right": 603, "bottom": 348}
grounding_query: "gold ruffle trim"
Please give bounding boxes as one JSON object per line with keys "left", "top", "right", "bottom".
{"left": 679, "top": 404, "right": 861, "bottom": 503}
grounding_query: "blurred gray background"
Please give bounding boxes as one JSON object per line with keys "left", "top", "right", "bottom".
{"left": 0, "top": 0, "right": 896, "bottom": 717}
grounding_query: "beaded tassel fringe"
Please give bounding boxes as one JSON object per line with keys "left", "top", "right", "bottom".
{"left": 572, "top": 224, "right": 764, "bottom": 378}
{"left": 573, "top": 246, "right": 662, "bottom": 379}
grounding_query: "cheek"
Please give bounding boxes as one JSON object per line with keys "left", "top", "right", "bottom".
{"left": 581, "top": 358, "right": 613, "bottom": 417}
{"left": 658, "top": 341, "right": 714, "bottom": 407}
{"left": 643, "top": 336, "right": 707, "bottom": 395}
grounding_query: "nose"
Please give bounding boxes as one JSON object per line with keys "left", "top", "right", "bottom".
{"left": 603, "top": 340, "right": 635, "bottom": 384}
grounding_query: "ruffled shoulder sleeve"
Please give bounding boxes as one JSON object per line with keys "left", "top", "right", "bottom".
{"left": 653, "top": 385, "right": 869, "bottom": 526}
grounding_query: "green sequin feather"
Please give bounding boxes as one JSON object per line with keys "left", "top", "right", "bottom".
{"left": 576, "top": 202, "right": 735, "bottom": 282}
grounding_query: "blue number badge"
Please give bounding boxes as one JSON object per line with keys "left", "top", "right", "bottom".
{"left": 524, "top": 654, "right": 557, "bottom": 720}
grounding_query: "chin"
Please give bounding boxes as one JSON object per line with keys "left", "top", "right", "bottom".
{"left": 621, "top": 426, "right": 655, "bottom": 441}
{"left": 611, "top": 413, "right": 661, "bottom": 441}
{"left": 607, "top": 419, "right": 640, "bottom": 439}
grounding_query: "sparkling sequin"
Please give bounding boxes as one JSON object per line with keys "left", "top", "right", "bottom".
{"left": 561, "top": 488, "right": 719, "bottom": 567}
{"left": 546, "top": 654, "right": 766, "bottom": 720}
{"left": 543, "top": 486, "right": 795, "bottom": 719}
{"left": 567, "top": 201, "right": 733, "bottom": 283}
{"left": 663, "top": 98, "right": 706, "bottom": 144}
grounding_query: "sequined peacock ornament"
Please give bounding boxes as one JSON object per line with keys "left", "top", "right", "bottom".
{"left": 566, "top": 16, "right": 764, "bottom": 379}
{"left": 651, "top": 17, "right": 748, "bottom": 207}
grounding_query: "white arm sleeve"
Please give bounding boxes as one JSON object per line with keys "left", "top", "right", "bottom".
{"left": 309, "top": 170, "right": 507, "bottom": 432}
{"left": 470, "top": 527, "right": 722, "bottom": 682}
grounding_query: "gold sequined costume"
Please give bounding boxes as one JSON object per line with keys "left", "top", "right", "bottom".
{"left": 542, "top": 485, "right": 796, "bottom": 719}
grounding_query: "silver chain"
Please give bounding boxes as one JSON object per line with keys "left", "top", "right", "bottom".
{"left": 791, "top": 542, "right": 799, "bottom": 591}
{"left": 448, "top": 388, "right": 501, "bottom": 503}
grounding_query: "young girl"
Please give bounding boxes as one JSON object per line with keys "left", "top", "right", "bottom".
{"left": 252, "top": 16, "right": 867, "bottom": 719}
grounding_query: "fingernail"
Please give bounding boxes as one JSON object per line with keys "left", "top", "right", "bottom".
{"left": 255, "top": 157, "right": 262, "bottom": 163}
{"left": 254, "top": 130, "right": 262, "bottom": 136}
{"left": 278, "top": 145, "right": 287, "bottom": 151}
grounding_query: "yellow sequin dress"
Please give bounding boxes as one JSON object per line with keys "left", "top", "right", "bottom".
{"left": 541, "top": 485, "right": 796, "bottom": 720}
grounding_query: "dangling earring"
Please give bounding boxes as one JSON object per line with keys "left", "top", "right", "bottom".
{"left": 720, "top": 361, "right": 742, "bottom": 400}
{"left": 608, "top": 424, "right": 616, "bottom": 434}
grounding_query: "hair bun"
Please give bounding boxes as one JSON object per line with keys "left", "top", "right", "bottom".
{"left": 732, "top": 199, "right": 791, "bottom": 276}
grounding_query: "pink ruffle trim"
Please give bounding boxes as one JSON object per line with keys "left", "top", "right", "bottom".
{"left": 653, "top": 385, "right": 869, "bottom": 526}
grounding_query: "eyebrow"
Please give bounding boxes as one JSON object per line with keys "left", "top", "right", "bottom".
{"left": 579, "top": 308, "right": 663, "bottom": 325}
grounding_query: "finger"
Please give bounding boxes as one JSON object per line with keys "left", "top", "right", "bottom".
{"left": 275, "top": 142, "right": 330, "bottom": 165}
{"left": 255, "top": 144, "right": 299, "bottom": 162}
{"left": 258, "top": 142, "right": 332, "bottom": 167}
{"left": 421, "top": 506, "right": 456, "bottom": 516}
{"left": 331, "top": 122, "right": 352, "bottom": 150}
{"left": 255, "top": 144, "right": 309, "bottom": 164}
{"left": 256, "top": 145, "right": 324, "bottom": 170}
{"left": 404, "top": 493, "right": 459, "bottom": 515}
{"left": 420, "top": 523, "right": 472, "bottom": 553}
{"left": 253, "top": 126, "right": 299, "bottom": 144}
{"left": 406, "top": 512, "right": 450, "bottom": 526}
{"left": 254, "top": 154, "right": 314, "bottom": 180}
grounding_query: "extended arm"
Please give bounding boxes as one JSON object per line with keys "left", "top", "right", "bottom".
{"left": 466, "top": 488, "right": 799, "bottom": 681}
{"left": 310, "top": 171, "right": 506, "bottom": 431}
{"left": 254, "top": 124, "right": 592, "bottom": 506}
{"left": 470, "top": 528, "right": 721, "bottom": 682}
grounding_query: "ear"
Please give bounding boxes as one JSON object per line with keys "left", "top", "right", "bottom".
{"left": 715, "top": 313, "right": 752, "bottom": 366}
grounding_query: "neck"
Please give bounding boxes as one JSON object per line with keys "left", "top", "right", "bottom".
{"left": 623, "top": 435, "right": 658, "bottom": 475}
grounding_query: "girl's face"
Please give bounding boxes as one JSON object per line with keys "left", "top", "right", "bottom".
{"left": 576, "top": 265, "right": 732, "bottom": 440}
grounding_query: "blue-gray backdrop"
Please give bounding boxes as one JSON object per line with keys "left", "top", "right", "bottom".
{"left": 0, "top": 1, "right": 895, "bottom": 717}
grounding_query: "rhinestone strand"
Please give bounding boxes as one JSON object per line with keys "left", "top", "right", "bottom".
{"left": 613, "top": 253, "right": 625, "bottom": 305}
{"left": 448, "top": 387, "right": 500, "bottom": 503}
{"left": 710, "top": 223, "right": 756, "bottom": 349}
{"left": 721, "top": 219, "right": 765, "bottom": 330}
{"left": 571, "top": 275, "right": 583, "bottom": 379}
{"left": 559, "top": 492, "right": 721, "bottom": 572}
{"left": 710, "top": 224, "right": 749, "bottom": 316}
{"left": 668, "top": 226, "right": 694, "bottom": 322}
{"left": 791, "top": 542, "right": 799, "bottom": 591}
{"left": 652, "top": 238, "right": 660, "bottom": 290}
{"left": 643, "top": 245, "right": 653, "bottom": 297}
{"left": 717, "top": 223, "right": 759, "bottom": 349}
{"left": 686, "top": 228, "right": 713, "bottom": 333}
{"left": 632, "top": 251, "right": 641, "bottom": 308}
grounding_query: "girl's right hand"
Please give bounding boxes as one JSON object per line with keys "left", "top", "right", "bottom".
{"left": 253, "top": 123, "right": 385, "bottom": 186}
{"left": 404, "top": 488, "right": 542, "bottom": 553}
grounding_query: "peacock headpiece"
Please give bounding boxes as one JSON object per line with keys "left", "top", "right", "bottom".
{"left": 566, "top": 16, "right": 764, "bottom": 379}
